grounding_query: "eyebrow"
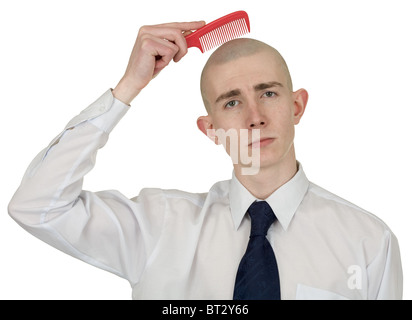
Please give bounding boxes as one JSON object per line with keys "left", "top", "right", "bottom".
{"left": 254, "top": 81, "right": 283, "bottom": 91}
{"left": 215, "top": 89, "right": 241, "bottom": 104}
{"left": 215, "top": 81, "right": 283, "bottom": 104}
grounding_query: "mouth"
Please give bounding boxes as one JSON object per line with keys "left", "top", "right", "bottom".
{"left": 249, "top": 137, "right": 275, "bottom": 149}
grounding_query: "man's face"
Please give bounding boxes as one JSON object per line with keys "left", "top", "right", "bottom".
{"left": 200, "top": 50, "right": 307, "bottom": 173}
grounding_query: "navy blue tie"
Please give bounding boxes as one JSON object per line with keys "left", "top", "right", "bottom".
{"left": 233, "top": 201, "right": 281, "bottom": 300}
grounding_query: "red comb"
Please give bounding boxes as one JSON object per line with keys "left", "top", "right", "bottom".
{"left": 186, "top": 11, "right": 250, "bottom": 53}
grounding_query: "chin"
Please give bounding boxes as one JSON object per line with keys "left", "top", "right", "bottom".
{"left": 259, "top": 153, "right": 287, "bottom": 170}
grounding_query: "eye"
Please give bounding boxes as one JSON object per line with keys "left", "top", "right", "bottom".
{"left": 262, "top": 91, "right": 277, "bottom": 98}
{"left": 225, "top": 100, "right": 239, "bottom": 109}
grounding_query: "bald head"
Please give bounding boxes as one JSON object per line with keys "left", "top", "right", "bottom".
{"left": 200, "top": 38, "right": 293, "bottom": 113}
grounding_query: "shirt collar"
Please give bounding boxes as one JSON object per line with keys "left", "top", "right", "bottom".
{"left": 229, "top": 162, "right": 309, "bottom": 231}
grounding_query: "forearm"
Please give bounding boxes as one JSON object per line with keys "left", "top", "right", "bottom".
{"left": 8, "top": 89, "right": 129, "bottom": 225}
{"left": 7, "top": 91, "right": 153, "bottom": 283}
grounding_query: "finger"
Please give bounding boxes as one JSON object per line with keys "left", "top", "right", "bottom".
{"left": 138, "top": 21, "right": 206, "bottom": 63}
{"left": 164, "top": 23, "right": 205, "bottom": 62}
{"left": 154, "top": 21, "right": 206, "bottom": 32}
{"left": 140, "top": 27, "right": 189, "bottom": 63}
{"left": 182, "top": 30, "right": 193, "bottom": 37}
{"left": 149, "top": 37, "right": 180, "bottom": 72}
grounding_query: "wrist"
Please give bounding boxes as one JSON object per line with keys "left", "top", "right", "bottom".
{"left": 112, "top": 77, "right": 142, "bottom": 105}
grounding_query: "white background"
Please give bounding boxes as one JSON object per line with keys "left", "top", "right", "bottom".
{"left": 1, "top": 0, "right": 411, "bottom": 300}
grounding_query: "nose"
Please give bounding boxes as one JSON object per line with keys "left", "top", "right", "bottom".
{"left": 247, "top": 103, "right": 267, "bottom": 129}
{"left": 249, "top": 120, "right": 266, "bottom": 128}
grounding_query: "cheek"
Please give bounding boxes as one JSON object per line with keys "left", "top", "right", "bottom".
{"left": 271, "top": 103, "right": 294, "bottom": 126}
{"left": 270, "top": 105, "right": 296, "bottom": 142}
{"left": 213, "top": 114, "right": 243, "bottom": 131}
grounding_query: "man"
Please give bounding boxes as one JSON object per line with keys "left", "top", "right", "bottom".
{"left": 8, "top": 20, "right": 402, "bottom": 299}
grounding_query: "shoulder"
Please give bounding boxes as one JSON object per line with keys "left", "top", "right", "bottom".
{"left": 131, "top": 187, "right": 206, "bottom": 208}
{"left": 132, "top": 178, "right": 230, "bottom": 208}
{"left": 305, "top": 182, "right": 393, "bottom": 236}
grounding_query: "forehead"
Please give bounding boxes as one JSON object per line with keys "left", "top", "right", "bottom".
{"left": 204, "top": 51, "right": 286, "bottom": 97}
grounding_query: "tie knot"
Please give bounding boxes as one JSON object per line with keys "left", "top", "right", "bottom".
{"left": 248, "top": 201, "right": 276, "bottom": 237}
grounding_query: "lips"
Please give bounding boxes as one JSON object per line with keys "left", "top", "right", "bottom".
{"left": 249, "top": 137, "right": 275, "bottom": 148}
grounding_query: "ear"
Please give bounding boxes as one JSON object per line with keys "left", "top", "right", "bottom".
{"left": 197, "top": 115, "right": 218, "bottom": 144}
{"left": 292, "top": 88, "right": 309, "bottom": 125}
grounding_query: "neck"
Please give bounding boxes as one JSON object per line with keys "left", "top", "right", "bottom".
{"left": 234, "top": 148, "right": 298, "bottom": 199}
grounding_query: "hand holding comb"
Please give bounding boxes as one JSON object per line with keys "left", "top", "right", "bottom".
{"left": 186, "top": 11, "right": 250, "bottom": 53}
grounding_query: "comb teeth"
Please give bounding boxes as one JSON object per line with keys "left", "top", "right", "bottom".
{"left": 199, "top": 18, "right": 250, "bottom": 52}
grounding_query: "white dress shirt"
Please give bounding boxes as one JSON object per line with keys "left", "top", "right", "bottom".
{"left": 8, "top": 89, "right": 403, "bottom": 300}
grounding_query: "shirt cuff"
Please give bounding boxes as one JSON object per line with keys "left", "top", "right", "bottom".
{"left": 64, "top": 89, "right": 130, "bottom": 133}
{"left": 89, "top": 94, "right": 129, "bottom": 133}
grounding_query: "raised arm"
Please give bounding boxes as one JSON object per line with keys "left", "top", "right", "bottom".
{"left": 8, "top": 20, "right": 205, "bottom": 285}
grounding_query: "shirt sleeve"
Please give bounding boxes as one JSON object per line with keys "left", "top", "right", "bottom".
{"left": 367, "top": 229, "right": 403, "bottom": 299}
{"left": 8, "top": 89, "right": 147, "bottom": 286}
